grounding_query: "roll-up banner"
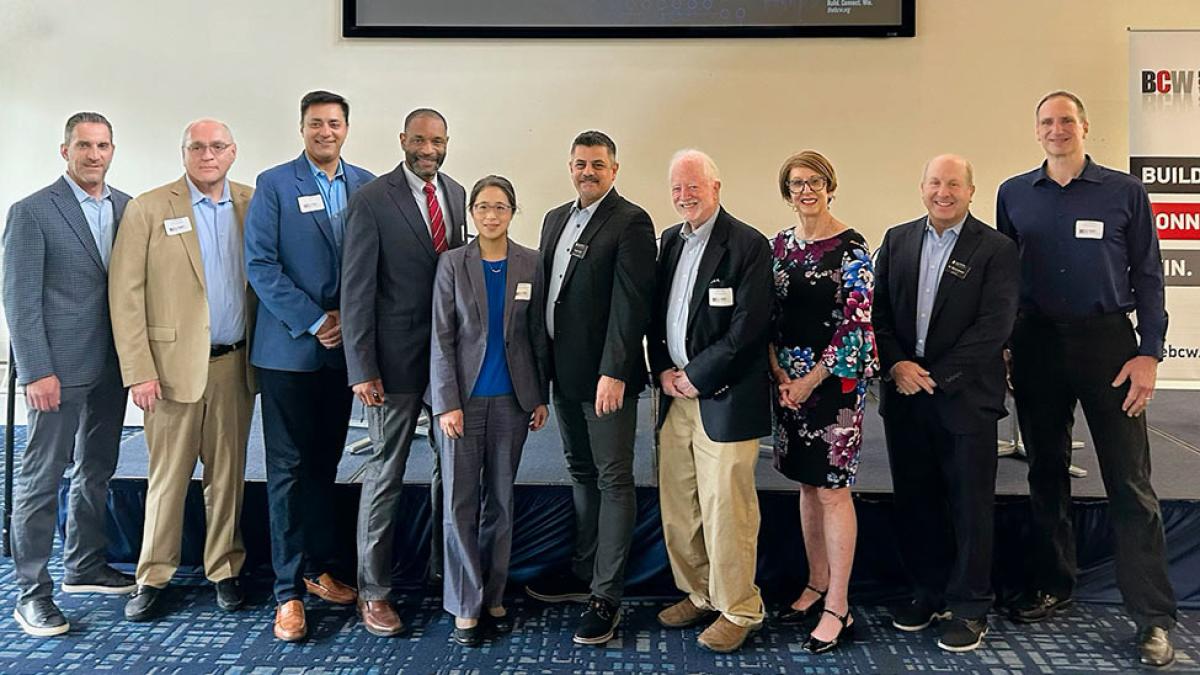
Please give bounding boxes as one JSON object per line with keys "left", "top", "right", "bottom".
{"left": 1130, "top": 29, "right": 1200, "bottom": 389}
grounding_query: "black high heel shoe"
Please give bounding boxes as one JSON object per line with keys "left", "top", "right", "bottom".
{"left": 802, "top": 607, "right": 855, "bottom": 654}
{"left": 777, "top": 584, "right": 828, "bottom": 626}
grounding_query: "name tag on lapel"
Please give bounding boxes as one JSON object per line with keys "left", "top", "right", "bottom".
{"left": 946, "top": 259, "right": 970, "bottom": 279}
{"left": 571, "top": 242, "right": 589, "bottom": 259}
{"left": 298, "top": 195, "right": 325, "bottom": 213}
{"left": 708, "top": 287, "right": 734, "bottom": 307}
{"left": 163, "top": 217, "right": 192, "bottom": 236}
{"left": 515, "top": 283, "right": 532, "bottom": 301}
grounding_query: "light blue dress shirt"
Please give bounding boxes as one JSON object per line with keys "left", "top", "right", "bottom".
{"left": 63, "top": 173, "right": 114, "bottom": 269}
{"left": 305, "top": 156, "right": 347, "bottom": 336}
{"left": 187, "top": 177, "right": 246, "bottom": 346}
{"left": 914, "top": 216, "right": 965, "bottom": 357}
{"left": 666, "top": 210, "right": 718, "bottom": 368}
{"left": 545, "top": 186, "right": 612, "bottom": 336}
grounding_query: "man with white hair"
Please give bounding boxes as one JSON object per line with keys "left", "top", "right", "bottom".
{"left": 109, "top": 118, "right": 257, "bottom": 622}
{"left": 648, "top": 149, "right": 772, "bottom": 653}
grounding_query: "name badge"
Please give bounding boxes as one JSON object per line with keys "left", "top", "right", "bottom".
{"left": 298, "top": 195, "right": 325, "bottom": 213}
{"left": 708, "top": 287, "right": 734, "bottom": 307}
{"left": 571, "top": 242, "right": 589, "bottom": 259}
{"left": 163, "top": 217, "right": 192, "bottom": 236}
{"left": 947, "top": 259, "right": 970, "bottom": 279}
{"left": 1075, "top": 219, "right": 1103, "bottom": 239}
{"left": 514, "top": 282, "right": 532, "bottom": 301}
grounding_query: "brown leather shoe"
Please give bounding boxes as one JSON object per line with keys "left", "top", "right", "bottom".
{"left": 697, "top": 615, "right": 757, "bottom": 653}
{"left": 304, "top": 573, "right": 357, "bottom": 605}
{"left": 358, "top": 599, "right": 405, "bottom": 637}
{"left": 273, "top": 599, "right": 307, "bottom": 642}
{"left": 657, "top": 598, "right": 717, "bottom": 628}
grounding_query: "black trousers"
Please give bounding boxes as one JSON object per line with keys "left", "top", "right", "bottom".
{"left": 1011, "top": 311, "right": 1176, "bottom": 631}
{"left": 259, "top": 366, "right": 354, "bottom": 603}
{"left": 882, "top": 392, "right": 998, "bottom": 619}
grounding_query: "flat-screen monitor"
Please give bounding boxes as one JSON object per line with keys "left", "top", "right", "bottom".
{"left": 343, "top": 0, "right": 916, "bottom": 38}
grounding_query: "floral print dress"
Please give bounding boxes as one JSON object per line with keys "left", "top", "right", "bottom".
{"left": 771, "top": 227, "right": 878, "bottom": 488}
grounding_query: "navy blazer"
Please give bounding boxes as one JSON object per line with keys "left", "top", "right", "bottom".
{"left": 872, "top": 213, "right": 1020, "bottom": 432}
{"left": 648, "top": 207, "right": 773, "bottom": 443}
{"left": 246, "top": 153, "right": 375, "bottom": 372}
{"left": 428, "top": 239, "right": 549, "bottom": 416}
{"left": 3, "top": 176, "right": 131, "bottom": 386}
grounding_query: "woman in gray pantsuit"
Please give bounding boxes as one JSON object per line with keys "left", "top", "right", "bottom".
{"left": 429, "top": 175, "right": 550, "bottom": 646}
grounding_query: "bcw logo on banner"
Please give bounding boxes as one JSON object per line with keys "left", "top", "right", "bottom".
{"left": 1130, "top": 30, "right": 1200, "bottom": 387}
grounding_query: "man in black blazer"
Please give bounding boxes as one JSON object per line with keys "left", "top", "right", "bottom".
{"left": 340, "top": 108, "right": 467, "bottom": 637}
{"left": 873, "top": 155, "right": 1019, "bottom": 653}
{"left": 525, "top": 131, "right": 656, "bottom": 645}
{"left": 647, "top": 150, "right": 772, "bottom": 654}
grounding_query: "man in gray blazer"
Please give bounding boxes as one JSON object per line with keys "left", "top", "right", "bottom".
{"left": 340, "top": 108, "right": 467, "bottom": 636}
{"left": 2, "top": 112, "right": 136, "bottom": 636}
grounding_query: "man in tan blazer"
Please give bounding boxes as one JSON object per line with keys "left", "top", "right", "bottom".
{"left": 109, "top": 118, "right": 257, "bottom": 622}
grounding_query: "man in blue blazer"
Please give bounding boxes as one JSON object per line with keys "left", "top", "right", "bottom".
{"left": 3, "top": 113, "right": 136, "bottom": 636}
{"left": 245, "top": 91, "right": 375, "bottom": 642}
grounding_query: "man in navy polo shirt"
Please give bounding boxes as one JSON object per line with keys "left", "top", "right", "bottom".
{"left": 996, "top": 90, "right": 1176, "bottom": 668}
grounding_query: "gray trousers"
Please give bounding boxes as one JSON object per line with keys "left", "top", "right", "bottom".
{"left": 438, "top": 395, "right": 529, "bottom": 618}
{"left": 13, "top": 360, "right": 126, "bottom": 602}
{"left": 552, "top": 391, "right": 638, "bottom": 604}
{"left": 358, "top": 391, "right": 423, "bottom": 601}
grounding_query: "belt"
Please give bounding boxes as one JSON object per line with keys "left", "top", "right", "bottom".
{"left": 210, "top": 340, "right": 247, "bottom": 358}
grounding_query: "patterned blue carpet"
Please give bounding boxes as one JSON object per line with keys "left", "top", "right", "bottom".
{"left": 0, "top": 553, "right": 1196, "bottom": 675}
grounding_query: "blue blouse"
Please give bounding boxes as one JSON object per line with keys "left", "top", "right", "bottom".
{"left": 472, "top": 258, "right": 515, "bottom": 397}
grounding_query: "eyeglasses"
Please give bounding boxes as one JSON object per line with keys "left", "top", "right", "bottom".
{"left": 185, "top": 142, "right": 233, "bottom": 155}
{"left": 787, "top": 176, "right": 828, "bottom": 194}
{"left": 471, "top": 203, "right": 512, "bottom": 216}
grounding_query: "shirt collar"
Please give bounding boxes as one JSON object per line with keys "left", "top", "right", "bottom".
{"left": 306, "top": 155, "right": 344, "bottom": 182}
{"left": 185, "top": 175, "right": 232, "bottom": 206}
{"left": 924, "top": 214, "right": 966, "bottom": 240}
{"left": 570, "top": 185, "right": 614, "bottom": 218}
{"left": 1031, "top": 154, "right": 1102, "bottom": 185}
{"left": 63, "top": 173, "right": 111, "bottom": 204}
{"left": 402, "top": 162, "right": 437, "bottom": 193}
{"left": 681, "top": 208, "right": 719, "bottom": 243}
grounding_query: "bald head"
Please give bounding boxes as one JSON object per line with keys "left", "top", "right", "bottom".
{"left": 181, "top": 118, "right": 234, "bottom": 148}
{"left": 181, "top": 118, "right": 237, "bottom": 194}
{"left": 920, "top": 154, "right": 975, "bottom": 233}
{"left": 669, "top": 149, "right": 722, "bottom": 227}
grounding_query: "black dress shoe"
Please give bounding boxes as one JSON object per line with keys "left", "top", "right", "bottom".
{"left": 802, "top": 608, "right": 855, "bottom": 654}
{"left": 452, "top": 623, "right": 483, "bottom": 647}
{"left": 125, "top": 585, "right": 165, "bottom": 622}
{"left": 215, "top": 578, "right": 244, "bottom": 611}
{"left": 1009, "top": 591, "right": 1072, "bottom": 623}
{"left": 1138, "top": 626, "right": 1175, "bottom": 668}
{"left": 891, "top": 599, "right": 951, "bottom": 632}
{"left": 61, "top": 565, "right": 137, "bottom": 595}
{"left": 13, "top": 597, "right": 69, "bottom": 636}
{"left": 776, "top": 584, "right": 827, "bottom": 626}
{"left": 574, "top": 597, "right": 620, "bottom": 645}
{"left": 937, "top": 617, "right": 988, "bottom": 653}
{"left": 483, "top": 609, "right": 513, "bottom": 635}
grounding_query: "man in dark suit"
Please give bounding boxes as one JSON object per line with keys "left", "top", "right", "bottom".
{"left": 246, "top": 91, "right": 375, "bottom": 642}
{"left": 340, "top": 108, "right": 467, "bottom": 637}
{"left": 3, "top": 112, "right": 136, "bottom": 636}
{"left": 873, "top": 154, "right": 1019, "bottom": 653}
{"left": 524, "top": 130, "right": 656, "bottom": 645}
{"left": 648, "top": 149, "right": 772, "bottom": 654}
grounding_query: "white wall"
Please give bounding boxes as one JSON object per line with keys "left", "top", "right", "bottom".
{"left": 2, "top": 0, "right": 1198, "bottom": 350}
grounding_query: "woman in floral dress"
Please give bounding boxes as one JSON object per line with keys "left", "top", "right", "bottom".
{"left": 768, "top": 151, "right": 877, "bottom": 654}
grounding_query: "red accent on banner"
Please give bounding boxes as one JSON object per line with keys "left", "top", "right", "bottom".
{"left": 1152, "top": 202, "right": 1200, "bottom": 240}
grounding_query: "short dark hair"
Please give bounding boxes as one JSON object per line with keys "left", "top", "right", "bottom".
{"left": 64, "top": 112, "right": 112, "bottom": 145}
{"left": 469, "top": 174, "right": 517, "bottom": 211}
{"left": 1036, "top": 90, "right": 1088, "bottom": 124}
{"left": 404, "top": 108, "right": 447, "bottom": 133}
{"left": 301, "top": 90, "right": 349, "bottom": 123}
{"left": 571, "top": 130, "right": 617, "bottom": 161}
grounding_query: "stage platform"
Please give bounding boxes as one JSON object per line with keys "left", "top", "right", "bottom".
{"left": 7, "top": 387, "right": 1199, "bottom": 611}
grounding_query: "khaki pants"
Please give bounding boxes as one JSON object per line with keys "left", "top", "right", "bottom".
{"left": 137, "top": 351, "right": 253, "bottom": 587}
{"left": 658, "top": 397, "right": 764, "bottom": 627}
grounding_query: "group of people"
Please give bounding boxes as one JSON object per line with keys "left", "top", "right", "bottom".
{"left": 1, "top": 88, "right": 1177, "bottom": 668}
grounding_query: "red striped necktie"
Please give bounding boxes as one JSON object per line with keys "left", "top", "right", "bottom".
{"left": 424, "top": 181, "right": 448, "bottom": 254}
